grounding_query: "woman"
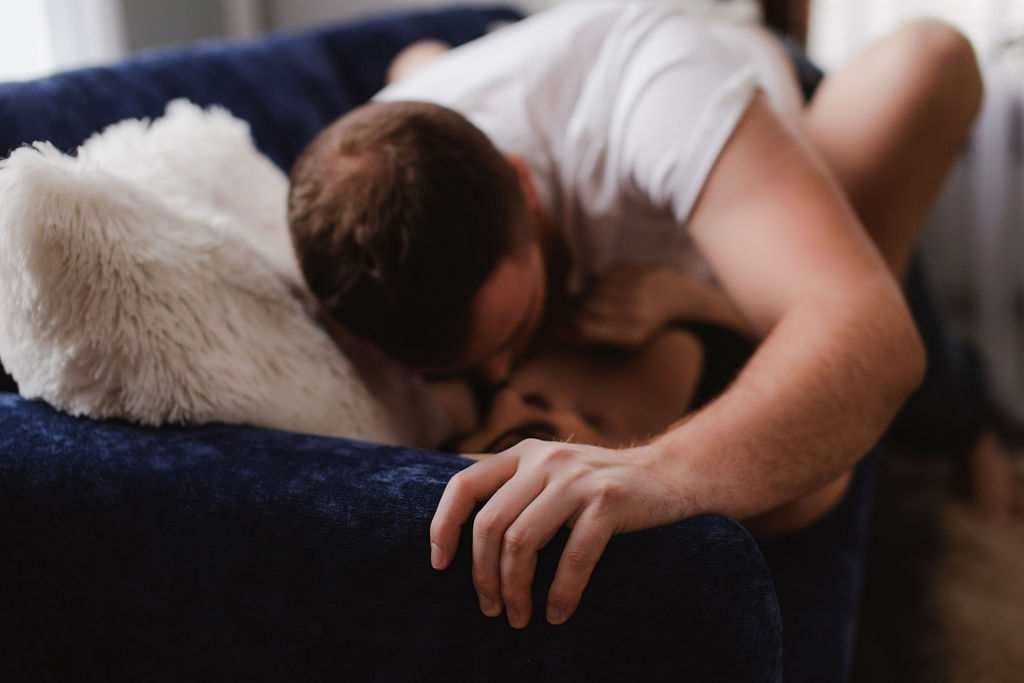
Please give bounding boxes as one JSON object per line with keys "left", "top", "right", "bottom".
{"left": 427, "top": 270, "right": 850, "bottom": 538}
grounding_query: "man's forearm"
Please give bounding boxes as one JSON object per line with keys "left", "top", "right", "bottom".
{"left": 646, "top": 279, "right": 925, "bottom": 521}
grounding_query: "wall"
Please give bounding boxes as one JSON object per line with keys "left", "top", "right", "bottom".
{"left": 259, "top": 0, "right": 756, "bottom": 32}
{"left": 262, "top": 0, "right": 550, "bottom": 30}
{"left": 118, "top": 0, "right": 224, "bottom": 51}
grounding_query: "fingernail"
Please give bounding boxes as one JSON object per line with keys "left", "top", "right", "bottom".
{"left": 506, "top": 606, "right": 523, "bottom": 628}
{"left": 430, "top": 543, "right": 443, "bottom": 569}
{"left": 547, "top": 605, "right": 564, "bottom": 625}
{"left": 479, "top": 595, "right": 500, "bottom": 617}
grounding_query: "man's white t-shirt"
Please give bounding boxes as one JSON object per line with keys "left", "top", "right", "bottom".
{"left": 374, "top": 1, "right": 803, "bottom": 292}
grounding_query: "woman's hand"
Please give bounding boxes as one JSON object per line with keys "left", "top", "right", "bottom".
{"left": 430, "top": 438, "right": 691, "bottom": 628}
{"left": 564, "top": 265, "right": 747, "bottom": 347}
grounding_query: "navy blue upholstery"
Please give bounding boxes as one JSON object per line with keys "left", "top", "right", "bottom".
{"left": 0, "top": 394, "right": 782, "bottom": 681}
{"left": 0, "top": 6, "right": 884, "bottom": 681}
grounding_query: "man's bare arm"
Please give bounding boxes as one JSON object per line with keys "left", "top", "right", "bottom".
{"left": 429, "top": 94, "right": 925, "bottom": 630}
{"left": 659, "top": 93, "right": 924, "bottom": 518}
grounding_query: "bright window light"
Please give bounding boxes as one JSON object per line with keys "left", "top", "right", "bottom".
{"left": 0, "top": 3, "right": 56, "bottom": 82}
{"left": 0, "top": 0, "right": 124, "bottom": 84}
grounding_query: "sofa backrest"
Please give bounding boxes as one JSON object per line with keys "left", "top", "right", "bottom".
{"left": 0, "top": 5, "right": 522, "bottom": 172}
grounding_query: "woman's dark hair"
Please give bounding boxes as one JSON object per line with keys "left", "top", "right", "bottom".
{"left": 288, "top": 101, "right": 531, "bottom": 368}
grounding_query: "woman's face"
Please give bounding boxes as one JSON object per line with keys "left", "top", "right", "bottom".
{"left": 430, "top": 327, "right": 706, "bottom": 454}
{"left": 455, "top": 384, "right": 604, "bottom": 454}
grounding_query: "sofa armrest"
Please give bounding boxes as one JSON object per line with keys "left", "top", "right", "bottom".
{"left": 0, "top": 394, "right": 781, "bottom": 681}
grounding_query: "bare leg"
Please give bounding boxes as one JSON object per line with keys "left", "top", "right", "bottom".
{"left": 800, "top": 19, "right": 983, "bottom": 279}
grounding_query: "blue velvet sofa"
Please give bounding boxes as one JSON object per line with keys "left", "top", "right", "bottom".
{"left": 0, "top": 6, "right": 877, "bottom": 681}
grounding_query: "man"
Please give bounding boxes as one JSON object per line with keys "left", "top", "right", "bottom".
{"left": 288, "top": 3, "right": 983, "bottom": 628}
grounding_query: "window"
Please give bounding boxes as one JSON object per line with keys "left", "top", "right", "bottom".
{"left": 0, "top": 0, "right": 124, "bottom": 83}
{"left": 0, "top": 3, "right": 56, "bottom": 81}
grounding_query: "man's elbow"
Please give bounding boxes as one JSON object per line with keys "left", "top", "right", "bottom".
{"left": 847, "top": 281, "right": 926, "bottom": 409}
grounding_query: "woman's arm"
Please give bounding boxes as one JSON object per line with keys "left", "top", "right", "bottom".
{"left": 564, "top": 264, "right": 751, "bottom": 347}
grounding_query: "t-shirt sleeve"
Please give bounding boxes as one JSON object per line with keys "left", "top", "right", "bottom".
{"left": 617, "top": 27, "right": 759, "bottom": 228}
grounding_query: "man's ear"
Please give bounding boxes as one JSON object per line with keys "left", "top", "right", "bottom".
{"left": 507, "top": 154, "right": 539, "bottom": 213}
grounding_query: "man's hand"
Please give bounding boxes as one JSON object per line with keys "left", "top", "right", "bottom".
{"left": 564, "top": 265, "right": 747, "bottom": 347}
{"left": 430, "top": 439, "right": 689, "bottom": 628}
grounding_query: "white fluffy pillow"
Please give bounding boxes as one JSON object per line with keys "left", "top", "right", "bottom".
{"left": 0, "top": 99, "right": 420, "bottom": 444}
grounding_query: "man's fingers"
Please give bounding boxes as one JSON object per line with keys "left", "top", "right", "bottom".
{"left": 573, "top": 312, "right": 647, "bottom": 347}
{"left": 470, "top": 468, "right": 546, "bottom": 617}
{"left": 581, "top": 290, "right": 631, "bottom": 317}
{"left": 545, "top": 507, "right": 612, "bottom": 625}
{"left": 498, "top": 486, "right": 581, "bottom": 629}
{"left": 431, "top": 453, "right": 519, "bottom": 570}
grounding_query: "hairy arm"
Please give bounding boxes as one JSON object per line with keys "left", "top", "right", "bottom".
{"left": 430, "top": 94, "right": 925, "bottom": 628}
{"left": 659, "top": 93, "right": 924, "bottom": 518}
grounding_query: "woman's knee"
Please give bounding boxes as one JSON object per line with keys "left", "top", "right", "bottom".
{"left": 890, "top": 19, "right": 983, "bottom": 121}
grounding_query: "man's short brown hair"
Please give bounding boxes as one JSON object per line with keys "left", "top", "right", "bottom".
{"left": 288, "top": 101, "right": 530, "bottom": 369}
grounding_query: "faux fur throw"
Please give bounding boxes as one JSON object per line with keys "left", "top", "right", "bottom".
{"left": 0, "top": 100, "right": 429, "bottom": 445}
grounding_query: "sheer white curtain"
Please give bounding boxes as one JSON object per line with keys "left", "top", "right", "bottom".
{"left": 0, "top": 0, "right": 124, "bottom": 82}
{"left": 0, "top": 4, "right": 58, "bottom": 81}
{"left": 808, "top": 0, "right": 1024, "bottom": 68}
